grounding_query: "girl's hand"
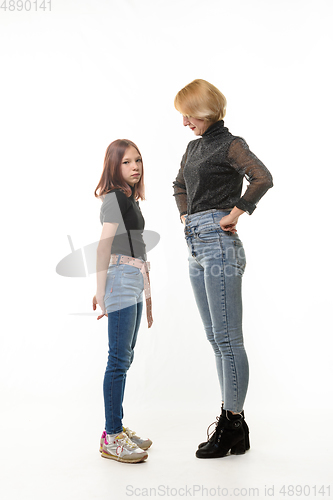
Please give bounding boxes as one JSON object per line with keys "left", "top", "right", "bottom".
{"left": 181, "top": 214, "right": 187, "bottom": 225}
{"left": 92, "top": 294, "right": 108, "bottom": 320}
{"left": 219, "top": 213, "right": 239, "bottom": 234}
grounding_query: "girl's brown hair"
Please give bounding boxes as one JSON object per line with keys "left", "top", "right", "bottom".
{"left": 94, "top": 139, "right": 145, "bottom": 200}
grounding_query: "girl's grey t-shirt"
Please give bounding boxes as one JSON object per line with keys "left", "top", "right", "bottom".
{"left": 100, "top": 189, "right": 146, "bottom": 260}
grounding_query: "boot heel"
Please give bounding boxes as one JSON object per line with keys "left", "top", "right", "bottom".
{"left": 230, "top": 438, "right": 246, "bottom": 455}
{"left": 244, "top": 432, "right": 250, "bottom": 451}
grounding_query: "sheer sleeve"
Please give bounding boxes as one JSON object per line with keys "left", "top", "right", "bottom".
{"left": 172, "top": 148, "right": 188, "bottom": 220}
{"left": 227, "top": 138, "right": 273, "bottom": 214}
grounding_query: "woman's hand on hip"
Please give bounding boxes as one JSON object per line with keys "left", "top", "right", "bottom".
{"left": 219, "top": 207, "right": 245, "bottom": 233}
{"left": 219, "top": 214, "right": 238, "bottom": 233}
{"left": 92, "top": 294, "right": 108, "bottom": 320}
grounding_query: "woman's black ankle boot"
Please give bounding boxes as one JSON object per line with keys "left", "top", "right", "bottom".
{"left": 196, "top": 411, "right": 246, "bottom": 459}
{"left": 197, "top": 405, "right": 224, "bottom": 450}
{"left": 240, "top": 411, "right": 250, "bottom": 452}
{"left": 198, "top": 408, "right": 250, "bottom": 452}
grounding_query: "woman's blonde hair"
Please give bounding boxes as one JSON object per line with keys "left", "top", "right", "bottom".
{"left": 174, "top": 79, "right": 227, "bottom": 122}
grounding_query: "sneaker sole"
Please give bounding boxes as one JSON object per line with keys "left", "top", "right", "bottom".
{"left": 99, "top": 440, "right": 152, "bottom": 452}
{"left": 101, "top": 450, "right": 148, "bottom": 463}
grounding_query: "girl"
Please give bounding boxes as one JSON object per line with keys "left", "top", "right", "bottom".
{"left": 93, "top": 139, "right": 153, "bottom": 463}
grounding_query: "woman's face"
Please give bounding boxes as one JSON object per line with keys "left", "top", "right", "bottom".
{"left": 121, "top": 146, "right": 143, "bottom": 186}
{"left": 182, "top": 115, "right": 211, "bottom": 136}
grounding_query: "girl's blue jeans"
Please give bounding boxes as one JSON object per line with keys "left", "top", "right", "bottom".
{"left": 184, "top": 209, "right": 249, "bottom": 413}
{"left": 103, "top": 256, "right": 144, "bottom": 434}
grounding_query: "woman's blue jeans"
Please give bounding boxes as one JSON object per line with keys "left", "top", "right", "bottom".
{"left": 103, "top": 255, "right": 144, "bottom": 434}
{"left": 184, "top": 209, "right": 249, "bottom": 413}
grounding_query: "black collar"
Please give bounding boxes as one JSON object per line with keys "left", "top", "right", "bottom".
{"left": 202, "top": 120, "right": 228, "bottom": 140}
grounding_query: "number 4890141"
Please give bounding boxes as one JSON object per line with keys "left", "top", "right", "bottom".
{"left": 0, "top": 1, "right": 51, "bottom": 11}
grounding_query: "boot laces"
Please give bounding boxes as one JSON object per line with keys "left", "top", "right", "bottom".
{"left": 206, "top": 415, "right": 222, "bottom": 440}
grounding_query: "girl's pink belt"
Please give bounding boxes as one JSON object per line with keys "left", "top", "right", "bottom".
{"left": 109, "top": 254, "right": 153, "bottom": 328}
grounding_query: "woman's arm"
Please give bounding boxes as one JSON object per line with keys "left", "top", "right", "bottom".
{"left": 227, "top": 138, "right": 273, "bottom": 215}
{"left": 220, "top": 138, "right": 273, "bottom": 232}
{"left": 93, "top": 222, "right": 118, "bottom": 319}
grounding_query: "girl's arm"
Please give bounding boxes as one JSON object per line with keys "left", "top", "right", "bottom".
{"left": 93, "top": 222, "right": 119, "bottom": 318}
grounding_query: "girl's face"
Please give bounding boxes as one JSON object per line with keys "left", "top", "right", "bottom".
{"left": 121, "top": 146, "right": 143, "bottom": 186}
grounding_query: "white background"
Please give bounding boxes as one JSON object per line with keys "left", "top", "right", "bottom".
{"left": 0, "top": 0, "right": 332, "bottom": 499}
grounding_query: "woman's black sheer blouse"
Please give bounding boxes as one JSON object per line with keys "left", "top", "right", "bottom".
{"left": 173, "top": 120, "right": 273, "bottom": 218}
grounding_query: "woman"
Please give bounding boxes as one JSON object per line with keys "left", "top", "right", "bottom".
{"left": 173, "top": 79, "right": 273, "bottom": 459}
{"left": 93, "top": 139, "right": 153, "bottom": 463}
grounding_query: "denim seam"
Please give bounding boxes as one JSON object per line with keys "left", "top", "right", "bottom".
{"left": 105, "top": 273, "right": 143, "bottom": 434}
{"left": 218, "top": 233, "right": 239, "bottom": 412}
{"left": 104, "top": 274, "right": 115, "bottom": 301}
{"left": 112, "top": 275, "right": 123, "bottom": 434}
{"left": 106, "top": 266, "right": 124, "bottom": 435}
{"left": 185, "top": 210, "right": 246, "bottom": 411}
{"left": 107, "top": 309, "right": 121, "bottom": 435}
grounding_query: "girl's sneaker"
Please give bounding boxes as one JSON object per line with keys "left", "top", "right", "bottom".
{"left": 101, "top": 431, "right": 148, "bottom": 463}
{"left": 99, "top": 427, "right": 152, "bottom": 452}
{"left": 123, "top": 426, "right": 153, "bottom": 450}
{"left": 100, "top": 431, "right": 107, "bottom": 452}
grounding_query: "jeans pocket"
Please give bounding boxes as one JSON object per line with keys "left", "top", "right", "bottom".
{"left": 196, "top": 223, "right": 220, "bottom": 243}
{"left": 122, "top": 264, "right": 142, "bottom": 277}
{"left": 233, "top": 239, "right": 246, "bottom": 276}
